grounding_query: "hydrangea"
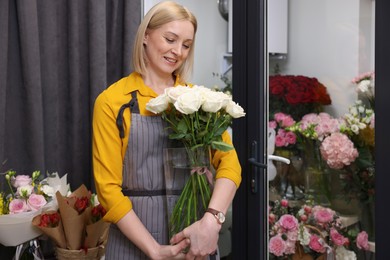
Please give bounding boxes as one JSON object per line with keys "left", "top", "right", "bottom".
{"left": 320, "top": 132, "right": 359, "bottom": 169}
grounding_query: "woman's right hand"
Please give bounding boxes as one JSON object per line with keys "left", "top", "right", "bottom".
{"left": 149, "top": 238, "right": 190, "bottom": 260}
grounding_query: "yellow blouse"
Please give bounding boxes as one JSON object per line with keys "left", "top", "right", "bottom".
{"left": 92, "top": 72, "right": 242, "bottom": 223}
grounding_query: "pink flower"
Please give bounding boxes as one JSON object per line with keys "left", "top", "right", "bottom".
{"left": 269, "top": 120, "right": 277, "bottom": 129}
{"left": 320, "top": 133, "right": 359, "bottom": 169}
{"left": 309, "top": 234, "right": 326, "bottom": 253}
{"left": 330, "top": 228, "right": 348, "bottom": 246}
{"left": 27, "top": 194, "right": 47, "bottom": 211}
{"left": 280, "top": 199, "right": 289, "bottom": 207}
{"left": 269, "top": 235, "right": 286, "bottom": 256}
{"left": 312, "top": 206, "right": 335, "bottom": 223}
{"left": 12, "top": 175, "right": 32, "bottom": 188}
{"left": 269, "top": 213, "right": 276, "bottom": 224}
{"left": 274, "top": 112, "right": 295, "bottom": 127}
{"left": 9, "top": 198, "right": 29, "bottom": 214}
{"left": 300, "top": 214, "right": 308, "bottom": 222}
{"left": 285, "top": 131, "right": 297, "bottom": 145}
{"left": 356, "top": 231, "right": 369, "bottom": 250}
{"left": 279, "top": 214, "right": 298, "bottom": 231}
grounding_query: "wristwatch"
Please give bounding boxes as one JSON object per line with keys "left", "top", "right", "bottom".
{"left": 206, "top": 208, "right": 226, "bottom": 224}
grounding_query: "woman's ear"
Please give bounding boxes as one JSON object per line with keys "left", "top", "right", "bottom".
{"left": 143, "top": 33, "right": 149, "bottom": 45}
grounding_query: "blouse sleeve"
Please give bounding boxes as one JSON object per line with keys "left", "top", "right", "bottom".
{"left": 212, "top": 130, "right": 242, "bottom": 188}
{"left": 92, "top": 92, "right": 133, "bottom": 223}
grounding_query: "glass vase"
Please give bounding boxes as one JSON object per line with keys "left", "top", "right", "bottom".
{"left": 272, "top": 149, "right": 305, "bottom": 201}
{"left": 163, "top": 146, "right": 213, "bottom": 238}
{"left": 302, "top": 140, "right": 331, "bottom": 207}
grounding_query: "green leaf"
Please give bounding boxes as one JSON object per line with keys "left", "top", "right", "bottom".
{"left": 177, "top": 119, "right": 188, "bottom": 133}
{"left": 169, "top": 133, "right": 186, "bottom": 139}
{"left": 211, "top": 141, "right": 234, "bottom": 151}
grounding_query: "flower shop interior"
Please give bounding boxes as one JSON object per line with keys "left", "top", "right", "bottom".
{"left": 1, "top": 0, "right": 390, "bottom": 259}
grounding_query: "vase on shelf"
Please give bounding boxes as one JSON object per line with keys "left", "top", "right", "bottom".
{"left": 163, "top": 146, "right": 213, "bottom": 238}
{"left": 328, "top": 169, "right": 361, "bottom": 216}
{"left": 301, "top": 140, "right": 331, "bottom": 207}
{"left": 272, "top": 149, "right": 305, "bottom": 201}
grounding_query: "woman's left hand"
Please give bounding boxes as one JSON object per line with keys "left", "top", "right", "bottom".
{"left": 170, "top": 212, "right": 221, "bottom": 259}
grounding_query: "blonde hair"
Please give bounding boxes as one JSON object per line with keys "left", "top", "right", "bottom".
{"left": 132, "top": 1, "right": 197, "bottom": 82}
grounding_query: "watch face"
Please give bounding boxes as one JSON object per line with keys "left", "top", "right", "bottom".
{"left": 217, "top": 212, "right": 226, "bottom": 223}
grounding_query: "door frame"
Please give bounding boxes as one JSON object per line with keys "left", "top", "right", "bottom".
{"left": 232, "top": 0, "right": 390, "bottom": 259}
{"left": 231, "top": 0, "right": 268, "bottom": 259}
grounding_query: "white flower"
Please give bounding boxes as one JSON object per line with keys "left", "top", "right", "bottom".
{"left": 298, "top": 225, "right": 311, "bottom": 246}
{"left": 357, "top": 80, "right": 371, "bottom": 93}
{"left": 165, "top": 85, "right": 192, "bottom": 103}
{"left": 201, "top": 90, "right": 231, "bottom": 113}
{"left": 146, "top": 93, "right": 169, "bottom": 114}
{"left": 225, "top": 100, "right": 246, "bottom": 118}
{"left": 41, "top": 184, "right": 55, "bottom": 197}
{"left": 16, "top": 185, "right": 34, "bottom": 198}
{"left": 335, "top": 246, "right": 357, "bottom": 260}
{"left": 174, "top": 90, "right": 202, "bottom": 115}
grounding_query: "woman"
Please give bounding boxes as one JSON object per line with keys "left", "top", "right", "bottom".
{"left": 92, "top": 1, "right": 241, "bottom": 259}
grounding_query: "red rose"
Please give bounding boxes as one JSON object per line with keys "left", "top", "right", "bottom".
{"left": 74, "top": 196, "right": 90, "bottom": 214}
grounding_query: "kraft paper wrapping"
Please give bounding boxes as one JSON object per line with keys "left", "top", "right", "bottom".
{"left": 56, "top": 185, "right": 91, "bottom": 250}
{"left": 32, "top": 211, "right": 67, "bottom": 249}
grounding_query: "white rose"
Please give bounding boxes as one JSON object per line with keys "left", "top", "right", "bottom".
{"left": 146, "top": 94, "right": 169, "bottom": 114}
{"left": 225, "top": 100, "right": 246, "bottom": 118}
{"left": 174, "top": 90, "right": 202, "bottom": 115}
{"left": 201, "top": 90, "right": 231, "bottom": 113}
{"left": 165, "top": 85, "right": 192, "bottom": 103}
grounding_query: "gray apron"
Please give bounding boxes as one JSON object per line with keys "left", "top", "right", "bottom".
{"left": 105, "top": 91, "right": 219, "bottom": 260}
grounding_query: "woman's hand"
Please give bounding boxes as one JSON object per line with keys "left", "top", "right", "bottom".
{"left": 149, "top": 238, "right": 191, "bottom": 260}
{"left": 170, "top": 212, "right": 221, "bottom": 259}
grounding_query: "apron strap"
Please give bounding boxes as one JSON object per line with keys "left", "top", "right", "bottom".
{"left": 116, "top": 91, "right": 139, "bottom": 138}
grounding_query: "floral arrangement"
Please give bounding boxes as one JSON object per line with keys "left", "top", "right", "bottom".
{"left": 32, "top": 184, "right": 110, "bottom": 259}
{"left": 269, "top": 112, "right": 297, "bottom": 149}
{"left": 269, "top": 75, "right": 331, "bottom": 120}
{"left": 269, "top": 199, "right": 370, "bottom": 259}
{"left": 0, "top": 170, "right": 69, "bottom": 247}
{"left": 146, "top": 85, "right": 245, "bottom": 237}
{"left": 352, "top": 71, "right": 375, "bottom": 109}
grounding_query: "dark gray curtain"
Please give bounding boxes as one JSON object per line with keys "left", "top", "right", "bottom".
{"left": 0, "top": 0, "right": 140, "bottom": 191}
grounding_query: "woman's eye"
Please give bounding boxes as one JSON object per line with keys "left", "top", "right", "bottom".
{"left": 183, "top": 44, "right": 190, "bottom": 49}
{"left": 165, "top": 37, "right": 174, "bottom": 43}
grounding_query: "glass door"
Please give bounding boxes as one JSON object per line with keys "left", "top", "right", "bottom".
{"left": 231, "top": 0, "right": 390, "bottom": 259}
{"left": 268, "top": 0, "right": 376, "bottom": 259}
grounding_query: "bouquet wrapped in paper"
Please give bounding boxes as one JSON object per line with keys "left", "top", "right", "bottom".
{"left": 0, "top": 171, "right": 69, "bottom": 247}
{"left": 32, "top": 184, "right": 110, "bottom": 259}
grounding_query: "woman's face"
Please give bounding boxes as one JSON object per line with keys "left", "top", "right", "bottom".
{"left": 143, "top": 20, "right": 194, "bottom": 77}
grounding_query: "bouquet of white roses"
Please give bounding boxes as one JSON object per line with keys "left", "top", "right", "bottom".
{"left": 146, "top": 85, "right": 245, "bottom": 237}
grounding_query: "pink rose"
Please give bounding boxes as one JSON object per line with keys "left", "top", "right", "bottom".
{"left": 330, "top": 228, "right": 347, "bottom": 246}
{"left": 269, "top": 120, "right": 277, "bottom": 129}
{"left": 309, "top": 234, "right": 326, "bottom": 253}
{"left": 279, "top": 214, "right": 298, "bottom": 231}
{"left": 280, "top": 199, "right": 289, "bottom": 207}
{"left": 9, "top": 198, "right": 29, "bottom": 214}
{"left": 356, "top": 231, "right": 369, "bottom": 250}
{"left": 27, "top": 194, "right": 47, "bottom": 211}
{"left": 12, "top": 175, "right": 32, "bottom": 188}
{"left": 269, "top": 235, "right": 286, "bottom": 256}
{"left": 300, "top": 214, "right": 308, "bottom": 222}
{"left": 313, "top": 206, "right": 334, "bottom": 223}
{"left": 269, "top": 213, "right": 276, "bottom": 224}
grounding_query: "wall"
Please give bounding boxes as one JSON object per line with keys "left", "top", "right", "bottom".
{"left": 143, "top": 0, "right": 229, "bottom": 89}
{"left": 270, "top": 0, "right": 375, "bottom": 117}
